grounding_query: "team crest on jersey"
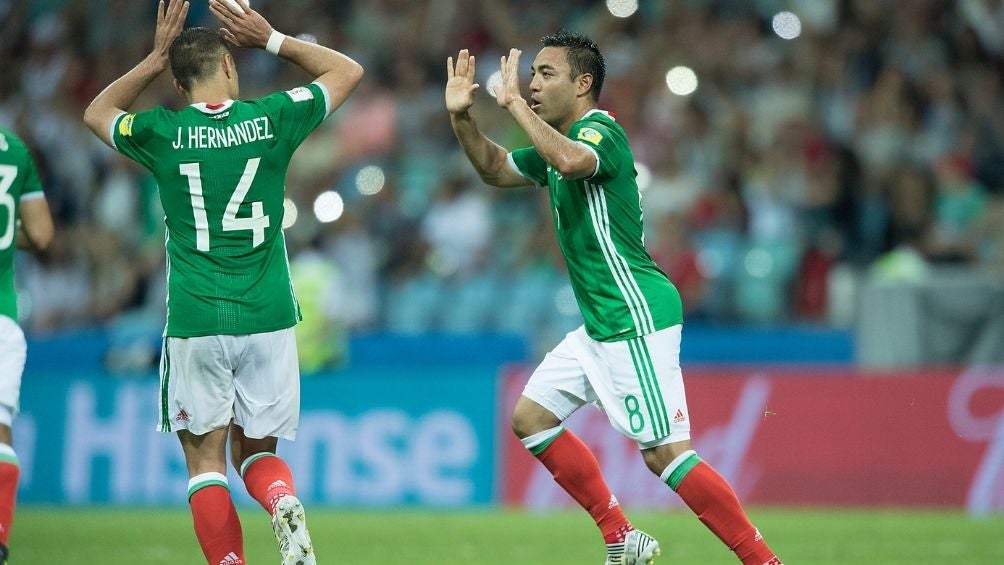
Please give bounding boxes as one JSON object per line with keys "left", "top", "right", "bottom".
{"left": 577, "top": 127, "right": 603, "bottom": 145}
{"left": 119, "top": 114, "right": 136, "bottom": 136}
{"left": 285, "top": 86, "right": 314, "bottom": 102}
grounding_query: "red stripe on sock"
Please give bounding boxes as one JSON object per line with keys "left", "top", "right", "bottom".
{"left": 535, "top": 431, "right": 631, "bottom": 543}
{"left": 0, "top": 461, "right": 18, "bottom": 546}
{"left": 242, "top": 455, "right": 295, "bottom": 515}
{"left": 675, "top": 461, "right": 779, "bottom": 565}
{"left": 190, "top": 485, "right": 245, "bottom": 564}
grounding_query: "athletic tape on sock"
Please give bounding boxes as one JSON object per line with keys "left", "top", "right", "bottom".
{"left": 187, "top": 472, "right": 229, "bottom": 500}
{"left": 660, "top": 449, "right": 700, "bottom": 490}
{"left": 520, "top": 426, "right": 565, "bottom": 456}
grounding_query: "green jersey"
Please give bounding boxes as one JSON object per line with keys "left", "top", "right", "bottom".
{"left": 0, "top": 127, "right": 45, "bottom": 322}
{"left": 111, "top": 82, "right": 331, "bottom": 337}
{"left": 509, "top": 110, "right": 683, "bottom": 342}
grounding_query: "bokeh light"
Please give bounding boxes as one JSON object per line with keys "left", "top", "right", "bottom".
{"left": 313, "top": 191, "right": 344, "bottom": 223}
{"left": 635, "top": 161, "right": 652, "bottom": 192}
{"left": 282, "top": 198, "right": 298, "bottom": 229}
{"left": 772, "top": 11, "right": 802, "bottom": 40}
{"left": 355, "top": 165, "right": 386, "bottom": 195}
{"left": 606, "top": 0, "right": 638, "bottom": 18}
{"left": 665, "top": 66, "right": 698, "bottom": 96}
{"left": 487, "top": 71, "right": 502, "bottom": 98}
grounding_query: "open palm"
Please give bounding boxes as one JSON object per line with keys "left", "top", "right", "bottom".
{"left": 446, "top": 49, "right": 479, "bottom": 114}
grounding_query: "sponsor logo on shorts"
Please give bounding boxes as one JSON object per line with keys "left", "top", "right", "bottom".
{"left": 175, "top": 409, "right": 190, "bottom": 423}
{"left": 673, "top": 409, "right": 686, "bottom": 424}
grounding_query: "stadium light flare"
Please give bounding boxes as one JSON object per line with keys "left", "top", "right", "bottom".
{"left": 772, "top": 11, "right": 802, "bottom": 40}
{"left": 282, "top": 198, "right": 298, "bottom": 229}
{"left": 487, "top": 71, "right": 502, "bottom": 98}
{"left": 665, "top": 66, "right": 698, "bottom": 96}
{"left": 313, "top": 191, "right": 344, "bottom": 223}
{"left": 355, "top": 165, "right": 386, "bottom": 195}
{"left": 744, "top": 248, "right": 774, "bottom": 278}
{"left": 635, "top": 161, "right": 652, "bottom": 192}
{"left": 606, "top": 0, "right": 639, "bottom": 18}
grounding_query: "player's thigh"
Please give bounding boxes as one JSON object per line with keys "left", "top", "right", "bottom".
{"left": 0, "top": 316, "right": 26, "bottom": 427}
{"left": 522, "top": 326, "right": 594, "bottom": 424}
{"left": 159, "top": 335, "right": 239, "bottom": 435}
{"left": 589, "top": 324, "right": 691, "bottom": 447}
{"left": 233, "top": 328, "right": 300, "bottom": 441}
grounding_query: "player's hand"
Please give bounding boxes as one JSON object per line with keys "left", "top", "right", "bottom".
{"left": 446, "top": 49, "right": 480, "bottom": 115}
{"left": 496, "top": 48, "right": 524, "bottom": 109}
{"left": 151, "top": 0, "right": 189, "bottom": 69}
{"left": 209, "top": 0, "right": 272, "bottom": 49}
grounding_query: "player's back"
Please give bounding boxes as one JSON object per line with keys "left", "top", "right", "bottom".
{"left": 112, "top": 84, "right": 330, "bottom": 337}
{"left": 0, "top": 127, "right": 44, "bottom": 322}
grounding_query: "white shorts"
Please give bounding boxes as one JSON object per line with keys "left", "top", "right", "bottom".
{"left": 523, "top": 324, "right": 691, "bottom": 448}
{"left": 158, "top": 327, "right": 300, "bottom": 440}
{"left": 0, "top": 316, "right": 25, "bottom": 426}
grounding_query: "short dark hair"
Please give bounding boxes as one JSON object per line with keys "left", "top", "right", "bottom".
{"left": 169, "top": 28, "right": 233, "bottom": 91}
{"left": 541, "top": 30, "right": 605, "bottom": 101}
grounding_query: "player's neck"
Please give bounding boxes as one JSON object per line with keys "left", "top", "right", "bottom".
{"left": 186, "top": 80, "right": 234, "bottom": 106}
{"left": 558, "top": 102, "right": 598, "bottom": 134}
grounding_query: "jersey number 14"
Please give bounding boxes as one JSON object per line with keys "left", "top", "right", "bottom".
{"left": 179, "top": 158, "right": 271, "bottom": 252}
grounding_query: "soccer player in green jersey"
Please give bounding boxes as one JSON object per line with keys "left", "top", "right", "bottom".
{"left": 446, "top": 31, "right": 782, "bottom": 565}
{"left": 0, "top": 127, "right": 53, "bottom": 565}
{"left": 83, "top": 1, "right": 362, "bottom": 563}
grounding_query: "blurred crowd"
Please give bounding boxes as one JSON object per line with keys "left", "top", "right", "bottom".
{"left": 3, "top": 0, "right": 1004, "bottom": 361}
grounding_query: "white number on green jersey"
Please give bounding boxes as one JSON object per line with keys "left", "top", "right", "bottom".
{"left": 0, "top": 164, "right": 18, "bottom": 250}
{"left": 179, "top": 158, "right": 271, "bottom": 252}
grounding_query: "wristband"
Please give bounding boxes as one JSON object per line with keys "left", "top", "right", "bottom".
{"left": 265, "top": 30, "right": 286, "bottom": 55}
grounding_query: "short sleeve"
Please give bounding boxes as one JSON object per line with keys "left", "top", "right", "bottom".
{"left": 568, "top": 121, "right": 621, "bottom": 182}
{"left": 112, "top": 108, "right": 164, "bottom": 169}
{"left": 19, "top": 149, "right": 43, "bottom": 199}
{"left": 256, "top": 82, "right": 330, "bottom": 148}
{"left": 508, "top": 147, "right": 548, "bottom": 186}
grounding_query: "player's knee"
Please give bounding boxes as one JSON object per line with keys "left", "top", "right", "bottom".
{"left": 511, "top": 400, "right": 561, "bottom": 439}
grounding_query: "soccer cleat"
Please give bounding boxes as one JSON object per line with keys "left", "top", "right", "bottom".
{"left": 272, "top": 495, "right": 316, "bottom": 565}
{"left": 604, "top": 529, "right": 661, "bottom": 565}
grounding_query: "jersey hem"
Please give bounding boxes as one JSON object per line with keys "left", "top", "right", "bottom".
{"left": 586, "top": 319, "right": 684, "bottom": 343}
{"left": 163, "top": 319, "right": 297, "bottom": 339}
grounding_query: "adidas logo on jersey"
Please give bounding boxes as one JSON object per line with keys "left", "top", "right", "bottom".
{"left": 673, "top": 409, "right": 686, "bottom": 423}
{"left": 219, "top": 551, "right": 243, "bottom": 565}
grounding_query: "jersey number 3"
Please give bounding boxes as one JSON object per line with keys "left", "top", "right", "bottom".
{"left": 179, "top": 158, "right": 271, "bottom": 252}
{"left": 0, "top": 164, "right": 19, "bottom": 250}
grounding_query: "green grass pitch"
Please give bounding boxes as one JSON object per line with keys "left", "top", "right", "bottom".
{"left": 11, "top": 506, "right": 1004, "bottom": 564}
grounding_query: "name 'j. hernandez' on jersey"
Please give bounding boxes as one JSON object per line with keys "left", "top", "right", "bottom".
{"left": 111, "top": 83, "right": 331, "bottom": 338}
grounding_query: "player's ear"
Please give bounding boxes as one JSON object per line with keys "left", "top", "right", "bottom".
{"left": 222, "top": 53, "right": 234, "bottom": 79}
{"left": 576, "top": 73, "right": 593, "bottom": 98}
{"left": 173, "top": 78, "right": 187, "bottom": 98}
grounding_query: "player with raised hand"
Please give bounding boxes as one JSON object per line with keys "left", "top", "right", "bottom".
{"left": 83, "top": 1, "right": 363, "bottom": 563}
{"left": 447, "top": 31, "right": 782, "bottom": 565}
{"left": 0, "top": 126, "right": 54, "bottom": 565}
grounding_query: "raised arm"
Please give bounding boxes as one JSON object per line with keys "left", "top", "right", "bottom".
{"left": 446, "top": 50, "right": 529, "bottom": 188}
{"left": 495, "top": 48, "right": 596, "bottom": 180}
{"left": 209, "top": 0, "right": 363, "bottom": 114}
{"left": 83, "top": 0, "right": 189, "bottom": 146}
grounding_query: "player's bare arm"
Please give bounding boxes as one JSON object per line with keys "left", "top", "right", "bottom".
{"left": 497, "top": 48, "right": 596, "bottom": 180}
{"left": 15, "top": 199, "right": 54, "bottom": 252}
{"left": 83, "top": 0, "right": 189, "bottom": 146}
{"left": 446, "top": 49, "right": 528, "bottom": 188}
{"left": 210, "top": 0, "right": 363, "bottom": 113}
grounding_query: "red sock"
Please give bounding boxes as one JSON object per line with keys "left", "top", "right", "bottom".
{"left": 533, "top": 430, "right": 631, "bottom": 543}
{"left": 673, "top": 459, "right": 779, "bottom": 565}
{"left": 240, "top": 453, "right": 296, "bottom": 516}
{"left": 188, "top": 475, "right": 245, "bottom": 565}
{"left": 0, "top": 451, "right": 20, "bottom": 547}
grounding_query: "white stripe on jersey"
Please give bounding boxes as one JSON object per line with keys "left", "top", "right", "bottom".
{"left": 585, "top": 181, "right": 654, "bottom": 335}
